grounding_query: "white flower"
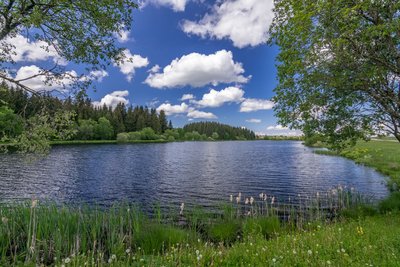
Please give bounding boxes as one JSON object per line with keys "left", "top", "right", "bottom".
{"left": 31, "top": 199, "right": 38, "bottom": 208}
{"left": 250, "top": 197, "right": 254, "bottom": 205}
{"left": 271, "top": 197, "right": 275, "bottom": 205}
{"left": 196, "top": 250, "right": 200, "bottom": 255}
{"left": 272, "top": 258, "right": 276, "bottom": 263}
{"left": 126, "top": 248, "right": 131, "bottom": 254}
{"left": 327, "top": 260, "right": 332, "bottom": 265}
{"left": 308, "top": 250, "right": 312, "bottom": 255}
{"left": 230, "top": 195, "right": 233, "bottom": 202}
{"left": 64, "top": 257, "right": 71, "bottom": 264}
{"left": 245, "top": 198, "right": 249, "bottom": 205}
{"left": 111, "top": 254, "right": 116, "bottom": 260}
{"left": 1, "top": 217, "right": 8, "bottom": 224}
{"left": 180, "top": 203, "right": 185, "bottom": 215}
{"left": 341, "top": 248, "right": 346, "bottom": 253}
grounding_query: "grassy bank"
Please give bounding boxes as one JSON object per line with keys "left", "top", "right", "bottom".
{"left": 315, "top": 140, "right": 400, "bottom": 190}
{"left": 0, "top": 199, "right": 399, "bottom": 266}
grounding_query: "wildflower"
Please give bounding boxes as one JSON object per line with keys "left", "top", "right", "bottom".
{"left": 308, "top": 250, "right": 312, "bottom": 255}
{"left": 264, "top": 194, "right": 267, "bottom": 201}
{"left": 180, "top": 203, "right": 184, "bottom": 215}
{"left": 259, "top": 193, "right": 264, "bottom": 200}
{"left": 64, "top": 257, "right": 71, "bottom": 264}
{"left": 292, "top": 249, "right": 296, "bottom": 254}
{"left": 271, "top": 197, "right": 275, "bottom": 205}
{"left": 31, "top": 199, "right": 38, "bottom": 208}
{"left": 1, "top": 217, "right": 8, "bottom": 224}
{"left": 108, "top": 259, "right": 112, "bottom": 264}
{"left": 230, "top": 195, "right": 233, "bottom": 202}
{"left": 111, "top": 254, "right": 116, "bottom": 260}
{"left": 341, "top": 248, "right": 346, "bottom": 253}
{"left": 126, "top": 248, "right": 131, "bottom": 254}
{"left": 272, "top": 258, "right": 276, "bottom": 263}
{"left": 140, "top": 258, "right": 144, "bottom": 262}
{"left": 196, "top": 250, "right": 200, "bottom": 255}
{"left": 245, "top": 198, "right": 249, "bottom": 205}
{"left": 247, "top": 211, "right": 251, "bottom": 216}
{"left": 198, "top": 239, "right": 201, "bottom": 243}
{"left": 357, "top": 226, "right": 364, "bottom": 235}
{"left": 327, "top": 260, "right": 331, "bottom": 265}
{"left": 237, "top": 192, "right": 242, "bottom": 203}
{"left": 250, "top": 197, "right": 254, "bottom": 205}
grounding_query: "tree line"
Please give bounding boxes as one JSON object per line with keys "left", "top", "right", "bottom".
{"left": 0, "top": 83, "right": 172, "bottom": 141}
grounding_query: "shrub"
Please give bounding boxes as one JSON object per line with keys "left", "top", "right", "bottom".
{"left": 116, "top": 132, "right": 129, "bottom": 142}
{"left": 339, "top": 205, "right": 378, "bottom": 219}
{"left": 128, "top": 131, "right": 141, "bottom": 141}
{"left": 378, "top": 192, "right": 400, "bottom": 213}
{"left": 242, "top": 216, "right": 280, "bottom": 239}
{"left": 207, "top": 221, "right": 240, "bottom": 244}
{"left": 134, "top": 224, "right": 193, "bottom": 254}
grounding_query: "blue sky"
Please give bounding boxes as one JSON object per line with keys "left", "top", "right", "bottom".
{"left": 6, "top": 0, "right": 301, "bottom": 136}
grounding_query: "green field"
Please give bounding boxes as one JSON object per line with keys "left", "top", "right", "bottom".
{"left": 316, "top": 140, "right": 400, "bottom": 190}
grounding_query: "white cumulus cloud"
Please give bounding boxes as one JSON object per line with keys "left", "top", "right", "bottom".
{"left": 246, "top": 119, "right": 261, "bottom": 123}
{"left": 266, "top": 125, "right": 288, "bottom": 130}
{"left": 15, "top": 65, "right": 76, "bottom": 92}
{"left": 240, "top": 98, "right": 274, "bottom": 112}
{"left": 182, "top": 0, "right": 274, "bottom": 48}
{"left": 192, "top": 86, "right": 244, "bottom": 107}
{"left": 156, "top": 102, "right": 189, "bottom": 115}
{"left": 5, "top": 34, "right": 67, "bottom": 65}
{"left": 93, "top": 90, "right": 130, "bottom": 108}
{"left": 181, "top": 94, "right": 195, "bottom": 101}
{"left": 187, "top": 108, "right": 217, "bottom": 119}
{"left": 144, "top": 50, "right": 250, "bottom": 89}
{"left": 114, "top": 29, "right": 131, "bottom": 43}
{"left": 142, "top": 0, "right": 188, "bottom": 12}
{"left": 113, "top": 49, "right": 149, "bottom": 81}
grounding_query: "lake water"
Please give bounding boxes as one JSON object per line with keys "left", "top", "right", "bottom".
{"left": 0, "top": 141, "right": 388, "bottom": 209}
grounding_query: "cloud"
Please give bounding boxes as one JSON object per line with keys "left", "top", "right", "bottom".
{"left": 15, "top": 65, "right": 76, "bottom": 92}
{"left": 187, "top": 108, "right": 217, "bottom": 119}
{"left": 113, "top": 49, "right": 149, "bottom": 81}
{"left": 6, "top": 34, "right": 67, "bottom": 65}
{"left": 156, "top": 102, "right": 189, "bottom": 115}
{"left": 182, "top": 0, "right": 274, "bottom": 48}
{"left": 93, "top": 90, "right": 130, "bottom": 108}
{"left": 266, "top": 125, "right": 288, "bottom": 130}
{"left": 86, "top": 70, "right": 108, "bottom": 82}
{"left": 246, "top": 119, "right": 261, "bottom": 123}
{"left": 114, "top": 29, "right": 131, "bottom": 43}
{"left": 141, "top": 0, "right": 188, "bottom": 12}
{"left": 264, "top": 125, "right": 303, "bottom": 136}
{"left": 156, "top": 102, "right": 217, "bottom": 119}
{"left": 148, "top": 65, "right": 161, "bottom": 73}
{"left": 181, "top": 94, "right": 195, "bottom": 101}
{"left": 144, "top": 50, "right": 250, "bottom": 88}
{"left": 192, "top": 86, "right": 244, "bottom": 108}
{"left": 239, "top": 98, "right": 274, "bottom": 112}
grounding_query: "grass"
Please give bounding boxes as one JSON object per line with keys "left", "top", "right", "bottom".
{"left": 0, "top": 200, "right": 399, "bottom": 266}
{"left": 315, "top": 140, "right": 400, "bottom": 190}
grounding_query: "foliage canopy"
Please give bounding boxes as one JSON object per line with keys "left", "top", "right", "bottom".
{"left": 270, "top": 0, "right": 400, "bottom": 148}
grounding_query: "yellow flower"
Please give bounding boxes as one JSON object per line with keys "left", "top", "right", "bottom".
{"left": 357, "top": 226, "right": 364, "bottom": 235}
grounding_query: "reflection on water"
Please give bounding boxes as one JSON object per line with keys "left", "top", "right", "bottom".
{"left": 0, "top": 141, "right": 388, "bottom": 209}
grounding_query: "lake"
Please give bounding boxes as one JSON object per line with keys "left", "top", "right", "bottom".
{"left": 0, "top": 141, "right": 388, "bottom": 209}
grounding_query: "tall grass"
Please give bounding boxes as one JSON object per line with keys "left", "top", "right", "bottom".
{"left": 0, "top": 187, "right": 381, "bottom": 266}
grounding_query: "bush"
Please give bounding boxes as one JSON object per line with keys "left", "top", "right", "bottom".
{"left": 339, "top": 205, "right": 378, "bottom": 219}
{"left": 116, "top": 132, "right": 129, "bottom": 142}
{"left": 128, "top": 131, "right": 141, "bottom": 141}
{"left": 207, "top": 221, "right": 240, "bottom": 244}
{"left": 242, "top": 216, "right": 280, "bottom": 239}
{"left": 140, "top": 127, "right": 158, "bottom": 140}
{"left": 378, "top": 192, "right": 400, "bottom": 213}
{"left": 134, "top": 224, "right": 193, "bottom": 254}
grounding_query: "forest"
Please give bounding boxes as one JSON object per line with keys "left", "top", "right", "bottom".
{"left": 0, "top": 84, "right": 256, "bottom": 147}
